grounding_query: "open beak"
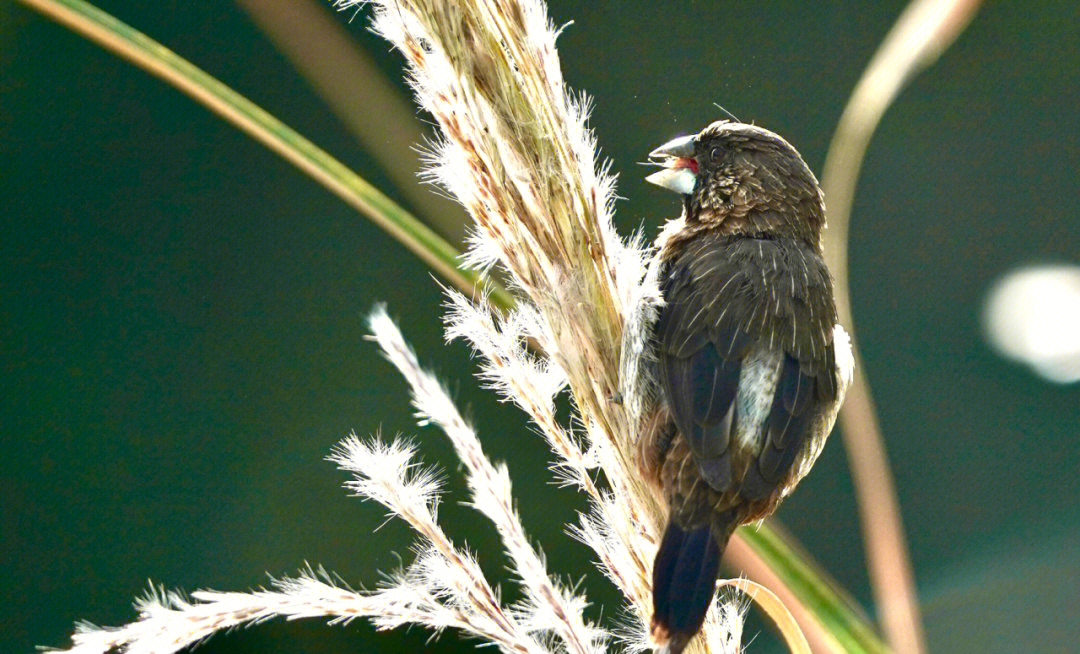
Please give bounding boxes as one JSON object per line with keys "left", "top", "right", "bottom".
{"left": 645, "top": 134, "right": 697, "bottom": 195}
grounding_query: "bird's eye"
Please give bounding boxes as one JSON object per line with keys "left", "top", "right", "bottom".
{"left": 709, "top": 147, "right": 723, "bottom": 162}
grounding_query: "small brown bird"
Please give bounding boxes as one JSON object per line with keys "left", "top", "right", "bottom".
{"left": 641, "top": 120, "right": 853, "bottom": 653}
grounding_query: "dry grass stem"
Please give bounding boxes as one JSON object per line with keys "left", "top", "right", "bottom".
{"left": 821, "top": 1, "right": 982, "bottom": 653}
{"left": 54, "top": 564, "right": 543, "bottom": 654}
{"left": 723, "top": 536, "right": 843, "bottom": 654}
{"left": 365, "top": 307, "right": 607, "bottom": 654}
{"left": 443, "top": 291, "right": 599, "bottom": 498}
{"left": 718, "top": 580, "right": 810, "bottom": 654}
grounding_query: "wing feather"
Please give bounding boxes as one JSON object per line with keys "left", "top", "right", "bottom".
{"left": 657, "top": 234, "right": 841, "bottom": 499}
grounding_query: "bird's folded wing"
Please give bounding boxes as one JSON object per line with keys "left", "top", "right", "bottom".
{"left": 657, "top": 236, "right": 840, "bottom": 498}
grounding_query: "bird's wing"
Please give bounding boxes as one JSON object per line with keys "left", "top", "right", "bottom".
{"left": 657, "top": 236, "right": 840, "bottom": 497}
{"left": 656, "top": 239, "right": 757, "bottom": 493}
{"left": 739, "top": 245, "right": 840, "bottom": 500}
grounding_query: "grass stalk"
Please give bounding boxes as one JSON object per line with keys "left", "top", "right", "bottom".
{"left": 821, "top": 0, "right": 982, "bottom": 652}
{"left": 15, "top": 0, "right": 509, "bottom": 308}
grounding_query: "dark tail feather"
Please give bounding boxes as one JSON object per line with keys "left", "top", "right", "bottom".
{"left": 650, "top": 521, "right": 729, "bottom": 654}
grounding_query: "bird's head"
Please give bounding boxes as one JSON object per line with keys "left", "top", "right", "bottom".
{"left": 647, "top": 120, "right": 826, "bottom": 245}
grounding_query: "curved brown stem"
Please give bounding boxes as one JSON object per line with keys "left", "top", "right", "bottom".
{"left": 821, "top": 1, "right": 982, "bottom": 652}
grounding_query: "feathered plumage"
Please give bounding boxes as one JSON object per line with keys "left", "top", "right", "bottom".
{"left": 641, "top": 121, "right": 853, "bottom": 654}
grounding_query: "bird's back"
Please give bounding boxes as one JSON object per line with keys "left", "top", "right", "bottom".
{"left": 652, "top": 231, "right": 847, "bottom": 529}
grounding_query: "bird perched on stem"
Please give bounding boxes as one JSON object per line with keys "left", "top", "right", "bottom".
{"left": 640, "top": 120, "right": 853, "bottom": 654}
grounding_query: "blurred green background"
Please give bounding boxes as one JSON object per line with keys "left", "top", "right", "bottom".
{"left": 3, "top": 1, "right": 1078, "bottom": 652}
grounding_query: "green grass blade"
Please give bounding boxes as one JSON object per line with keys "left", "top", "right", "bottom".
{"left": 742, "top": 526, "right": 891, "bottom": 653}
{"left": 16, "top": 0, "right": 513, "bottom": 309}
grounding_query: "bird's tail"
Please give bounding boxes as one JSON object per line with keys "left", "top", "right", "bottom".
{"left": 650, "top": 515, "right": 736, "bottom": 654}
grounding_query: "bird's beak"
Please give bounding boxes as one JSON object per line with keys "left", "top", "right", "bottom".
{"left": 646, "top": 134, "right": 698, "bottom": 195}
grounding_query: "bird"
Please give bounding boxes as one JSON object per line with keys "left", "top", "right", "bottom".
{"left": 639, "top": 120, "right": 853, "bottom": 654}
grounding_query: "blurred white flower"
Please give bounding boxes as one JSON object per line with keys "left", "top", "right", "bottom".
{"left": 984, "top": 264, "right": 1080, "bottom": 383}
